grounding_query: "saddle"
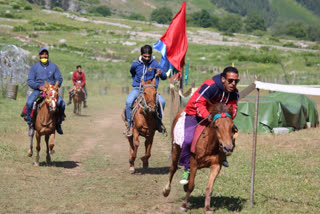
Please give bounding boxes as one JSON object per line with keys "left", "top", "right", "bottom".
{"left": 21, "top": 95, "right": 44, "bottom": 122}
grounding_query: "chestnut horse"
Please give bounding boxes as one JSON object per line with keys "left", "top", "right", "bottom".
{"left": 27, "top": 81, "right": 60, "bottom": 166}
{"left": 73, "top": 82, "right": 85, "bottom": 115}
{"left": 123, "top": 78, "right": 158, "bottom": 173}
{"left": 163, "top": 103, "right": 238, "bottom": 213}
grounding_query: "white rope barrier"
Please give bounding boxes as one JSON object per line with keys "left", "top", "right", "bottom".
{"left": 254, "top": 81, "right": 320, "bottom": 96}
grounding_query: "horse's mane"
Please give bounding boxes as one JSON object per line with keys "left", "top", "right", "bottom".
{"left": 207, "top": 103, "right": 232, "bottom": 116}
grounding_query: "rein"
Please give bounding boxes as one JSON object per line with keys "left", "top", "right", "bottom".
{"left": 140, "top": 84, "right": 157, "bottom": 113}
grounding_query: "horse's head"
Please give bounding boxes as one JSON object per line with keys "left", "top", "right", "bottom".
{"left": 141, "top": 78, "right": 157, "bottom": 113}
{"left": 75, "top": 82, "right": 82, "bottom": 92}
{"left": 208, "top": 103, "right": 238, "bottom": 156}
{"left": 44, "top": 81, "right": 59, "bottom": 112}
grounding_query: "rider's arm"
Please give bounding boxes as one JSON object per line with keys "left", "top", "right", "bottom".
{"left": 226, "top": 91, "right": 239, "bottom": 119}
{"left": 81, "top": 72, "right": 86, "bottom": 87}
{"left": 53, "top": 64, "right": 63, "bottom": 87}
{"left": 130, "top": 62, "right": 137, "bottom": 78}
{"left": 154, "top": 61, "right": 167, "bottom": 80}
{"left": 194, "top": 83, "right": 219, "bottom": 119}
{"left": 72, "top": 72, "right": 77, "bottom": 85}
{"left": 27, "top": 64, "right": 40, "bottom": 90}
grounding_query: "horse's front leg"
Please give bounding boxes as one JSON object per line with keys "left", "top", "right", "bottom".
{"left": 181, "top": 156, "right": 198, "bottom": 212}
{"left": 141, "top": 134, "right": 154, "bottom": 168}
{"left": 27, "top": 131, "right": 34, "bottom": 157}
{"left": 128, "top": 129, "right": 140, "bottom": 173}
{"left": 34, "top": 132, "right": 41, "bottom": 166}
{"left": 45, "top": 135, "right": 51, "bottom": 165}
{"left": 73, "top": 100, "right": 76, "bottom": 114}
{"left": 204, "top": 164, "right": 221, "bottom": 214}
{"left": 49, "top": 133, "right": 55, "bottom": 155}
{"left": 163, "top": 144, "right": 181, "bottom": 197}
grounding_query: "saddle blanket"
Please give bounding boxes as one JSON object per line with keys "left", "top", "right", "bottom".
{"left": 173, "top": 112, "right": 207, "bottom": 153}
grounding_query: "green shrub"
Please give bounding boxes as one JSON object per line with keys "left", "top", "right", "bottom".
{"left": 285, "top": 22, "right": 307, "bottom": 39}
{"left": 12, "top": 4, "right": 20, "bottom": 9}
{"left": 89, "top": 6, "right": 111, "bottom": 17}
{"left": 28, "top": 33, "right": 38, "bottom": 38}
{"left": 269, "top": 36, "right": 280, "bottom": 42}
{"left": 282, "top": 42, "right": 298, "bottom": 48}
{"left": 24, "top": 5, "right": 32, "bottom": 10}
{"left": 128, "top": 13, "right": 145, "bottom": 21}
{"left": 53, "top": 7, "right": 64, "bottom": 12}
{"left": 252, "top": 30, "right": 265, "bottom": 37}
{"left": 13, "top": 25, "right": 27, "bottom": 32}
{"left": 29, "top": 19, "right": 46, "bottom": 26}
{"left": 4, "top": 13, "right": 15, "bottom": 18}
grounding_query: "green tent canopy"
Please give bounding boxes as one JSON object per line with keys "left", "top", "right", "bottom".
{"left": 234, "top": 92, "right": 319, "bottom": 133}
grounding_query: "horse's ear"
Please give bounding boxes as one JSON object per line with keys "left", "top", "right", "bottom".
{"left": 55, "top": 81, "right": 59, "bottom": 88}
{"left": 44, "top": 81, "right": 49, "bottom": 88}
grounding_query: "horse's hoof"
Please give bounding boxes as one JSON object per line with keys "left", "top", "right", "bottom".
{"left": 143, "top": 163, "right": 149, "bottom": 169}
{"left": 179, "top": 207, "right": 187, "bottom": 212}
{"left": 129, "top": 167, "right": 135, "bottom": 174}
{"left": 33, "top": 162, "right": 39, "bottom": 167}
{"left": 27, "top": 153, "right": 33, "bottom": 157}
{"left": 162, "top": 187, "right": 170, "bottom": 197}
{"left": 50, "top": 150, "right": 55, "bottom": 155}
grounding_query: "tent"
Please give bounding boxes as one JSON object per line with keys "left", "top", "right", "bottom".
{"left": 234, "top": 92, "right": 319, "bottom": 133}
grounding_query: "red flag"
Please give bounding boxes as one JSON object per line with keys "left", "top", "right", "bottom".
{"left": 160, "top": 1, "right": 187, "bottom": 72}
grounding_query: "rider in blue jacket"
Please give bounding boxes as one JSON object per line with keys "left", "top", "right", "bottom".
{"left": 124, "top": 45, "right": 167, "bottom": 137}
{"left": 25, "top": 48, "right": 65, "bottom": 135}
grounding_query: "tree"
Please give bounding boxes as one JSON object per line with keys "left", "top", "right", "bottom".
{"left": 307, "top": 24, "right": 320, "bottom": 41}
{"left": 218, "top": 14, "right": 242, "bottom": 33}
{"left": 244, "top": 12, "right": 266, "bottom": 32}
{"left": 150, "top": 7, "right": 173, "bottom": 24}
{"left": 285, "top": 22, "right": 307, "bottom": 39}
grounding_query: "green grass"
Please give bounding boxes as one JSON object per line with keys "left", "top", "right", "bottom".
{"left": 270, "top": 0, "right": 320, "bottom": 25}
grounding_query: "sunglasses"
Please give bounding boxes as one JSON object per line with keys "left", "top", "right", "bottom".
{"left": 227, "top": 78, "right": 240, "bottom": 84}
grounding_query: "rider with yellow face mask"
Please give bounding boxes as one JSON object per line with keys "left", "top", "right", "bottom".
{"left": 25, "top": 48, "right": 65, "bottom": 135}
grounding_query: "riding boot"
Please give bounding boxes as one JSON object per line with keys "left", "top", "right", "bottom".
{"left": 222, "top": 158, "right": 229, "bottom": 167}
{"left": 67, "top": 94, "right": 72, "bottom": 105}
{"left": 156, "top": 117, "right": 166, "bottom": 134}
{"left": 28, "top": 123, "right": 34, "bottom": 136}
{"left": 84, "top": 101, "right": 88, "bottom": 108}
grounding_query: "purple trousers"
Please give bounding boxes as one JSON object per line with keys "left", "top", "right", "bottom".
{"left": 178, "top": 114, "right": 202, "bottom": 169}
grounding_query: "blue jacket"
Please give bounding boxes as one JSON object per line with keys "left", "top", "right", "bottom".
{"left": 130, "top": 56, "right": 167, "bottom": 88}
{"left": 27, "top": 61, "right": 63, "bottom": 90}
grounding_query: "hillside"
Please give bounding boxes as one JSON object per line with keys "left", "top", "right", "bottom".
{"left": 0, "top": 0, "right": 320, "bottom": 98}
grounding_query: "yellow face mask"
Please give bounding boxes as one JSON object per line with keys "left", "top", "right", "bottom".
{"left": 40, "top": 58, "right": 48, "bottom": 64}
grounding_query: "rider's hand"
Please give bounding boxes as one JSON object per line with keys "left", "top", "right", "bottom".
{"left": 39, "top": 85, "right": 45, "bottom": 91}
{"left": 156, "top": 69, "right": 162, "bottom": 76}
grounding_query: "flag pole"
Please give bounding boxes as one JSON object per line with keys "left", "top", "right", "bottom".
{"left": 179, "top": 66, "right": 184, "bottom": 110}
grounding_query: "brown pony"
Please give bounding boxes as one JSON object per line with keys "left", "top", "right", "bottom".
{"left": 73, "top": 82, "right": 85, "bottom": 115}
{"left": 27, "top": 81, "right": 60, "bottom": 166}
{"left": 123, "top": 78, "right": 158, "bottom": 173}
{"left": 163, "top": 103, "right": 238, "bottom": 214}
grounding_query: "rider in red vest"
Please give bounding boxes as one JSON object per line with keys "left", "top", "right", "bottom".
{"left": 67, "top": 65, "right": 88, "bottom": 108}
{"left": 179, "top": 66, "right": 240, "bottom": 185}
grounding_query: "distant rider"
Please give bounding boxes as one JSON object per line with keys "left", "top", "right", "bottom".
{"left": 67, "top": 65, "right": 88, "bottom": 108}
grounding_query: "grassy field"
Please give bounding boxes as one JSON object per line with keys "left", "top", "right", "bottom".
{"left": 0, "top": 1, "right": 319, "bottom": 213}
{"left": 0, "top": 92, "right": 319, "bottom": 213}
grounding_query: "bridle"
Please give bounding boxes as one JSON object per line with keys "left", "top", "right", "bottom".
{"left": 38, "top": 85, "right": 59, "bottom": 126}
{"left": 139, "top": 84, "right": 157, "bottom": 113}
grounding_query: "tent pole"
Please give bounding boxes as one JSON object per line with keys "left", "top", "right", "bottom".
{"left": 250, "top": 88, "right": 259, "bottom": 208}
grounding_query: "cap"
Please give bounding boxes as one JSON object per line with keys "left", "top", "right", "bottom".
{"left": 38, "top": 48, "right": 49, "bottom": 54}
